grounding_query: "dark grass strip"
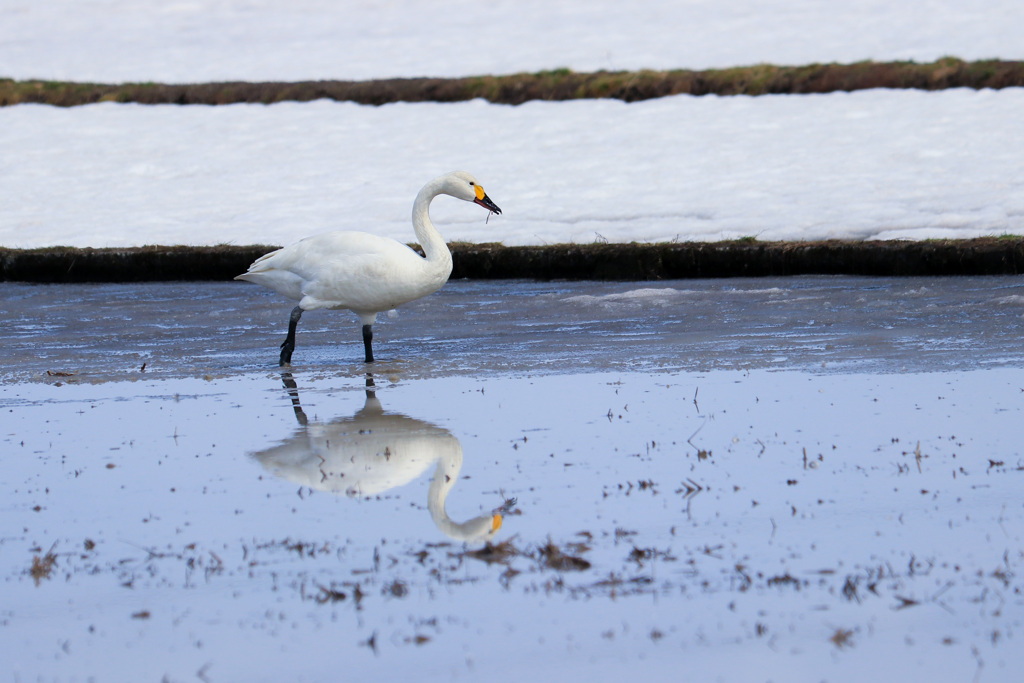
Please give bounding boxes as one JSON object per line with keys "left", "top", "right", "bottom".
{"left": 3, "top": 239, "right": 1022, "bottom": 283}
{"left": 3, "top": 58, "right": 1023, "bottom": 107}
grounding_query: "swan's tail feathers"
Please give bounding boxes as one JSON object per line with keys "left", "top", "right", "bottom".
{"left": 235, "top": 249, "right": 283, "bottom": 279}
{"left": 233, "top": 255, "right": 306, "bottom": 301}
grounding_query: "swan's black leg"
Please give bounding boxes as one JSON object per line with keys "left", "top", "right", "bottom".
{"left": 279, "top": 305, "right": 303, "bottom": 366}
{"left": 362, "top": 324, "right": 374, "bottom": 363}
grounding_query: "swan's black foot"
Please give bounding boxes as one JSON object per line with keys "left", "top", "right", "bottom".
{"left": 279, "top": 306, "right": 303, "bottom": 366}
{"left": 362, "top": 324, "right": 374, "bottom": 363}
{"left": 279, "top": 338, "right": 294, "bottom": 366}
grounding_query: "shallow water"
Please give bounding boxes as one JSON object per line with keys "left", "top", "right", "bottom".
{"left": 3, "top": 275, "right": 1024, "bottom": 382}
{"left": 2, "top": 277, "right": 1024, "bottom": 682}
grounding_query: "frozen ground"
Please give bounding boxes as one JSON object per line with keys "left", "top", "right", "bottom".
{"left": 3, "top": 87, "right": 1024, "bottom": 249}
{"left": 1, "top": 0, "right": 1022, "bottom": 82}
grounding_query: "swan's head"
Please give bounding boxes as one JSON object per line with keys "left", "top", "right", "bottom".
{"left": 445, "top": 171, "right": 502, "bottom": 215}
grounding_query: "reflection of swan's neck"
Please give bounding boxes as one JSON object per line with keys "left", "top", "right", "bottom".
{"left": 411, "top": 179, "right": 454, "bottom": 274}
{"left": 427, "top": 448, "right": 502, "bottom": 542}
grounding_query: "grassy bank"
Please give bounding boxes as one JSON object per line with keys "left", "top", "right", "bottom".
{"left": 3, "top": 238, "right": 1022, "bottom": 283}
{"left": 2, "top": 58, "right": 1022, "bottom": 107}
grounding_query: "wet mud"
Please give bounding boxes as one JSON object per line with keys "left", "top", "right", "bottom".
{"left": 2, "top": 58, "right": 1022, "bottom": 107}
{"left": 3, "top": 237, "right": 1024, "bottom": 284}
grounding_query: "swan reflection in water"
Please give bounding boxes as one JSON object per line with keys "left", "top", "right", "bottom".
{"left": 251, "top": 373, "right": 514, "bottom": 543}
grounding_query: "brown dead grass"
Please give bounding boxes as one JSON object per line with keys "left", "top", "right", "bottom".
{"left": 3, "top": 238, "right": 1023, "bottom": 283}
{"left": 2, "top": 58, "right": 1022, "bottom": 107}
{"left": 30, "top": 550, "right": 57, "bottom": 585}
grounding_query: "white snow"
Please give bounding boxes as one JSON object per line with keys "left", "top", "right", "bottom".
{"left": 1, "top": 0, "right": 1023, "bottom": 248}
{"left": 1, "top": 0, "right": 1022, "bottom": 82}
{"left": 2, "top": 88, "right": 1022, "bottom": 249}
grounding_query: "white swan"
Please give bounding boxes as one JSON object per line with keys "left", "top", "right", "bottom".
{"left": 235, "top": 171, "right": 501, "bottom": 365}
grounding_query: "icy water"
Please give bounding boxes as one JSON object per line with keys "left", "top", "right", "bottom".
{"left": 3, "top": 276, "right": 1024, "bottom": 682}
{"left": 3, "top": 275, "right": 1024, "bottom": 381}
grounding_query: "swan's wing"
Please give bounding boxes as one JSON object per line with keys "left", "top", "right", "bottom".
{"left": 235, "top": 232, "right": 429, "bottom": 310}
{"left": 240, "top": 232, "right": 408, "bottom": 275}
{"left": 233, "top": 248, "right": 307, "bottom": 300}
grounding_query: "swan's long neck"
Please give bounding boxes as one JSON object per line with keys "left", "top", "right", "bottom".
{"left": 411, "top": 179, "right": 454, "bottom": 272}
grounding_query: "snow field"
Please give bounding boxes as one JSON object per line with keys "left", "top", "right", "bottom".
{"left": 2, "top": 88, "right": 1022, "bottom": 248}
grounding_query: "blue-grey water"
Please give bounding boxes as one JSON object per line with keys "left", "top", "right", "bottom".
{"left": 3, "top": 276, "right": 1024, "bottom": 683}
{"left": 2, "top": 275, "right": 1023, "bottom": 382}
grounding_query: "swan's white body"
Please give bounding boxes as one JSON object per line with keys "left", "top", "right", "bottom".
{"left": 236, "top": 171, "right": 500, "bottom": 364}
{"left": 237, "top": 230, "right": 450, "bottom": 325}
